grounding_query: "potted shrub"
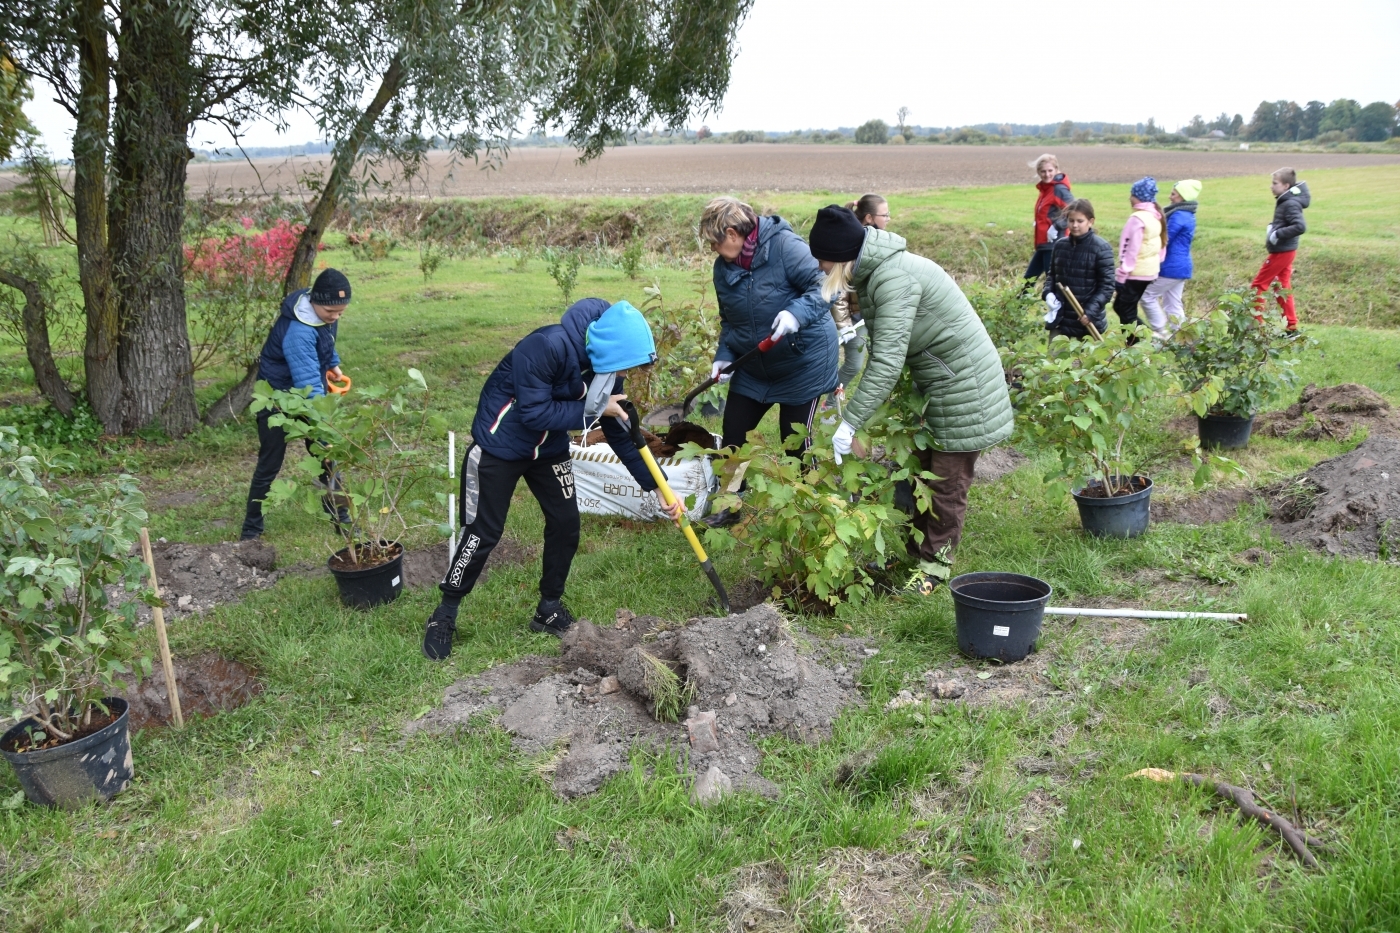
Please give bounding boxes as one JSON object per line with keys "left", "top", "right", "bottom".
{"left": 1014, "top": 327, "right": 1212, "bottom": 538}
{"left": 253, "top": 369, "right": 444, "bottom": 608}
{"left": 1167, "top": 290, "right": 1306, "bottom": 450}
{"left": 0, "top": 428, "right": 152, "bottom": 808}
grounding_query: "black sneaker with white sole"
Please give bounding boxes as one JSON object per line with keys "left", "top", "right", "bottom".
{"left": 422, "top": 604, "right": 458, "bottom": 661}
{"left": 530, "top": 599, "right": 576, "bottom": 637}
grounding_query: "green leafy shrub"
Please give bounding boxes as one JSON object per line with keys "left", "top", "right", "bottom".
{"left": 627, "top": 281, "right": 721, "bottom": 415}
{"left": 4, "top": 398, "right": 102, "bottom": 450}
{"left": 1164, "top": 290, "right": 1309, "bottom": 419}
{"left": 252, "top": 370, "right": 445, "bottom": 567}
{"left": 967, "top": 283, "right": 1043, "bottom": 351}
{"left": 349, "top": 230, "right": 396, "bottom": 262}
{"left": 544, "top": 247, "right": 582, "bottom": 303}
{"left": 621, "top": 235, "right": 644, "bottom": 280}
{"left": 418, "top": 242, "right": 445, "bottom": 283}
{"left": 698, "top": 377, "right": 938, "bottom": 612}
{"left": 854, "top": 119, "right": 889, "bottom": 144}
{"left": 0, "top": 428, "right": 151, "bottom": 745}
{"left": 1012, "top": 326, "right": 1218, "bottom": 497}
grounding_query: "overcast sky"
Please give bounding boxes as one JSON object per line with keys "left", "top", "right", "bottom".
{"left": 22, "top": 0, "right": 1400, "bottom": 155}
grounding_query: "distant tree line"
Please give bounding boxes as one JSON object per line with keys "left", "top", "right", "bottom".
{"left": 1236, "top": 99, "right": 1398, "bottom": 143}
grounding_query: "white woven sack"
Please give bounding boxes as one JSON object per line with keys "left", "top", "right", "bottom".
{"left": 570, "top": 439, "right": 716, "bottom": 522}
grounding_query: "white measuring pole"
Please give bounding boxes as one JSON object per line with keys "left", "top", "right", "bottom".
{"left": 1044, "top": 607, "right": 1247, "bottom": 622}
{"left": 447, "top": 431, "right": 457, "bottom": 576}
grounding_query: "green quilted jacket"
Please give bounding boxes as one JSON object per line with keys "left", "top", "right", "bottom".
{"left": 846, "top": 229, "right": 1013, "bottom": 452}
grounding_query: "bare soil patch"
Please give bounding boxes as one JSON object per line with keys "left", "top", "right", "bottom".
{"left": 137, "top": 539, "right": 280, "bottom": 619}
{"left": 406, "top": 605, "right": 864, "bottom": 798}
{"left": 145, "top": 146, "right": 1400, "bottom": 198}
{"left": 972, "top": 445, "right": 1026, "bottom": 485}
{"left": 1269, "top": 434, "right": 1400, "bottom": 558}
{"left": 122, "top": 652, "right": 264, "bottom": 730}
{"left": 1257, "top": 383, "right": 1400, "bottom": 440}
{"left": 1155, "top": 486, "right": 1258, "bottom": 525}
{"left": 398, "top": 536, "right": 537, "bottom": 590}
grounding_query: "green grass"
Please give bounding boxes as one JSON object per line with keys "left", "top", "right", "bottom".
{"left": 0, "top": 186, "right": 1398, "bottom": 931}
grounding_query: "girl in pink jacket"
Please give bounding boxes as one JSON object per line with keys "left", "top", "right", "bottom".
{"left": 1112, "top": 176, "right": 1167, "bottom": 335}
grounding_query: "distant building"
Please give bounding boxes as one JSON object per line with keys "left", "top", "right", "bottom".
{"left": 1208, "top": 129, "right": 1227, "bottom": 139}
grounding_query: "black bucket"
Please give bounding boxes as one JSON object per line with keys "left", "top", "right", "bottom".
{"left": 1071, "top": 476, "right": 1153, "bottom": 539}
{"left": 1, "top": 697, "right": 132, "bottom": 808}
{"left": 1197, "top": 413, "right": 1255, "bottom": 450}
{"left": 328, "top": 541, "right": 404, "bottom": 608}
{"left": 949, "top": 573, "right": 1052, "bottom": 662}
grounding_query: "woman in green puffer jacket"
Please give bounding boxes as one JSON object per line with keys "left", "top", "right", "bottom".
{"left": 807, "top": 205, "right": 1013, "bottom": 596}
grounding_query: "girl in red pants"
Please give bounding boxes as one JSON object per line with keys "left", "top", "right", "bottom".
{"left": 1253, "top": 167, "right": 1311, "bottom": 331}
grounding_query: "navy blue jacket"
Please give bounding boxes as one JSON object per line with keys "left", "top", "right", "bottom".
{"left": 713, "top": 215, "right": 839, "bottom": 405}
{"left": 470, "top": 298, "right": 655, "bottom": 490}
{"left": 1160, "top": 201, "right": 1197, "bottom": 279}
{"left": 257, "top": 289, "right": 340, "bottom": 396}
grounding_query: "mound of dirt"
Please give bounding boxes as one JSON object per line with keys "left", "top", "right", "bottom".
{"left": 579, "top": 420, "right": 715, "bottom": 458}
{"left": 406, "top": 605, "right": 864, "bottom": 798}
{"left": 972, "top": 445, "right": 1027, "bottom": 485}
{"left": 1269, "top": 434, "right": 1400, "bottom": 558}
{"left": 136, "top": 539, "right": 280, "bottom": 619}
{"left": 122, "top": 652, "right": 263, "bottom": 730}
{"left": 1257, "top": 383, "right": 1400, "bottom": 440}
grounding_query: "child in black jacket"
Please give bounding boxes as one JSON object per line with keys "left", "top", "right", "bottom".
{"left": 1042, "top": 199, "right": 1114, "bottom": 339}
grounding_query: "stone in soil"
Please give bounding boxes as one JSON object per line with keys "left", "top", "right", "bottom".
{"left": 1256, "top": 382, "right": 1400, "bottom": 440}
{"left": 132, "top": 539, "right": 280, "bottom": 620}
{"left": 1269, "top": 434, "right": 1400, "bottom": 558}
{"left": 121, "top": 652, "right": 263, "bottom": 729}
{"left": 406, "top": 604, "right": 865, "bottom": 798}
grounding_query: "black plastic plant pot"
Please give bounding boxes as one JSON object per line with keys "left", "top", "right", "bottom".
{"left": 948, "top": 572, "right": 1052, "bottom": 663}
{"left": 1197, "top": 413, "right": 1256, "bottom": 450}
{"left": 328, "top": 540, "right": 404, "bottom": 608}
{"left": 1071, "top": 475, "right": 1154, "bottom": 539}
{"left": 1, "top": 696, "right": 133, "bottom": 809}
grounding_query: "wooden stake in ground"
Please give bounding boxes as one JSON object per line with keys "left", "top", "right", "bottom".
{"left": 1128, "top": 768, "right": 1319, "bottom": 868}
{"left": 138, "top": 528, "right": 184, "bottom": 728}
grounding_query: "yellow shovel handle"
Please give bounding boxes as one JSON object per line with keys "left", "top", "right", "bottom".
{"left": 637, "top": 446, "right": 709, "bottom": 564}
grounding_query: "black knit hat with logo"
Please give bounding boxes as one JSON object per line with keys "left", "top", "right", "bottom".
{"left": 808, "top": 205, "right": 867, "bottom": 262}
{"left": 310, "top": 268, "right": 352, "bottom": 305}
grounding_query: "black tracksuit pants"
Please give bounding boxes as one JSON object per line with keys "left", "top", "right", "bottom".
{"left": 720, "top": 390, "right": 822, "bottom": 454}
{"left": 440, "top": 446, "right": 579, "bottom": 602}
{"left": 241, "top": 410, "right": 328, "bottom": 538}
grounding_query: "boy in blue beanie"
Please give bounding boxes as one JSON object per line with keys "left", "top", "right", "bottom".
{"left": 241, "top": 268, "right": 352, "bottom": 540}
{"left": 423, "top": 298, "right": 682, "bottom": 661}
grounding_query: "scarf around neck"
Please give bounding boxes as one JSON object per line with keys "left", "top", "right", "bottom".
{"left": 736, "top": 225, "right": 759, "bottom": 270}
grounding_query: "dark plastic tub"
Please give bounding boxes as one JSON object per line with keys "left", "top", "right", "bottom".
{"left": 1197, "top": 413, "right": 1255, "bottom": 450}
{"left": 1071, "top": 476, "right": 1153, "bottom": 539}
{"left": 329, "top": 541, "right": 404, "bottom": 608}
{"left": 1, "top": 697, "right": 132, "bottom": 808}
{"left": 948, "top": 572, "right": 1052, "bottom": 662}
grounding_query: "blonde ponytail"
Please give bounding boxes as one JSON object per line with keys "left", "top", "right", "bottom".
{"left": 821, "top": 260, "right": 854, "bottom": 303}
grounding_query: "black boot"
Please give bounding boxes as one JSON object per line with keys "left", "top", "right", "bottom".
{"left": 422, "top": 603, "right": 459, "bottom": 661}
{"left": 530, "top": 598, "right": 576, "bottom": 637}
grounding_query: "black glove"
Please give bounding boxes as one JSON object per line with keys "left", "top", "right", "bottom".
{"left": 617, "top": 399, "right": 646, "bottom": 450}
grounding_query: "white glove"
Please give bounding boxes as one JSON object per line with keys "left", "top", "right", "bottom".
{"left": 710, "top": 361, "right": 731, "bottom": 384}
{"left": 1046, "top": 225, "right": 1060, "bottom": 242}
{"left": 1268, "top": 230, "right": 1279, "bottom": 245}
{"left": 837, "top": 323, "right": 858, "bottom": 345}
{"left": 832, "top": 420, "right": 855, "bottom": 464}
{"left": 1045, "top": 293, "right": 1061, "bottom": 313}
{"left": 770, "top": 310, "right": 800, "bottom": 339}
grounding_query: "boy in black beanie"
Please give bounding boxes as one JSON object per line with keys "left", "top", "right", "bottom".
{"left": 240, "top": 268, "right": 352, "bottom": 540}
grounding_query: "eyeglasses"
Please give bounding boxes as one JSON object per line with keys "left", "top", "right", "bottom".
{"left": 874, "top": 212, "right": 891, "bottom": 219}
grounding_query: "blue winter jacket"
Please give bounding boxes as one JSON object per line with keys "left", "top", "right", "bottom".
{"left": 1159, "top": 201, "right": 1197, "bottom": 280}
{"left": 257, "top": 289, "right": 340, "bottom": 397}
{"left": 713, "top": 216, "right": 839, "bottom": 405}
{"left": 470, "top": 298, "right": 655, "bottom": 489}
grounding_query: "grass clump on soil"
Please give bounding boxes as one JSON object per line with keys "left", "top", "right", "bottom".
{"left": 0, "top": 183, "right": 1399, "bottom": 931}
{"left": 639, "top": 649, "right": 693, "bottom": 723}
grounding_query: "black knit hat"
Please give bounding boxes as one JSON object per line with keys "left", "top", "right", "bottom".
{"left": 808, "top": 205, "right": 867, "bottom": 262}
{"left": 310, "top": 268, "right": 352, "bottom": 305}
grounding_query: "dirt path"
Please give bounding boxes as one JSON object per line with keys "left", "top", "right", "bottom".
{"left": 7, "top": 146, "right": 1388, "bottom": 199}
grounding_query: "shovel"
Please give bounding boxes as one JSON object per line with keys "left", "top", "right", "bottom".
{"left": 681, "top": 333, "right": 783, "bottom": 418}
{"left": 617, "top": 400, "right": 730, "bottom": 615}
{"left": 1055, "top": 285, "right": 1103, "bottom": 341}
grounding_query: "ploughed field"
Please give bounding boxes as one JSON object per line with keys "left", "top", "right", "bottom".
{"left": 170, "top": 145, "right": 1400, "bottom": 197}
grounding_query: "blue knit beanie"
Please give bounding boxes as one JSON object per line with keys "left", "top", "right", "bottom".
{"left": 585, "top": 301, "right": 657, "bottom": 372}
{"left": 1130, "top": 177, "right": 1158, "bottom": 203}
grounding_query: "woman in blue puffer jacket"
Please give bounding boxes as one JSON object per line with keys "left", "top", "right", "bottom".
{"left": 699, "top": 197, "right": 838, "bottom": 526}
{"left": 1141, "top": 179, "right": 1201, "bottom": 339}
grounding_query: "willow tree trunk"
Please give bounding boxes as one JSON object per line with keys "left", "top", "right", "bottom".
{"left": 72, "top": 0, "right": 123, "bottom": 434}
{"left": 0, "top": 270, "right": 75, "bottom": 416}
{"left": 109, "top": 0, "right": 200, "bottom": 436}
{"left": 282, "top": 53, "right": 407, "bottom": 294}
